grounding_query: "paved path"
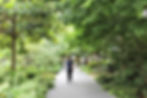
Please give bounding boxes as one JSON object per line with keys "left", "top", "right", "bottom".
{"left": 47, "top": 67, "right": 115, "bottom": 98}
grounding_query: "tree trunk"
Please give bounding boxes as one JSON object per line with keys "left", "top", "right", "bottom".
{"left": 11, "top": 15, "right": 17, "bottom": 70}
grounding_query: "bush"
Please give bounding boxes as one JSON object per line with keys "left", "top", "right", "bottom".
{"left": 0, "top": 65, "right": 60, "bottom": 98}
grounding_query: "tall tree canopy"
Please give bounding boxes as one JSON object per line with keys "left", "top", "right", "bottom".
{"left": 61, "top": 0, "right": 147, "bottom": 98}
{"left": 0, "top": 0, "right": 59, "bottom": 69}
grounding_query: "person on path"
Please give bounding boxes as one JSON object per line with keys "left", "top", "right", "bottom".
{"left": 66, "top": 56, "right": 74, "bottom": 82}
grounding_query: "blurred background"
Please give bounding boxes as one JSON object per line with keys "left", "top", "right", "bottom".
{"left": 0, "top": 0, "right": 147, "bottom": 98}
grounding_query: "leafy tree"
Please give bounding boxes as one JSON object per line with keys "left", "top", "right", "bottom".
{"left": 61, "top": 0, "right": 147, "bottom": 98}
{"left": 0, "top": 0, "right": 57, "bottom": 70}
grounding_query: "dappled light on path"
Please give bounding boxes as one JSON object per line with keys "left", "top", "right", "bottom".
{"left": 47, "top": 67, "right": 115, "bottom": 98}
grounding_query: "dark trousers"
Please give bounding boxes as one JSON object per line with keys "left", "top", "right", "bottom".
{"left": 67, "top": 68, "right": 73, "bottom": 81}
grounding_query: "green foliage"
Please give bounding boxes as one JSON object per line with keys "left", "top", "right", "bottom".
{"left": 1, "top": 0, "right": 147, "bottom": 97}
{"left": 21, "top": 39, "right": 64, "bottom": 66}
{"left": 62, "top": 0, "right": 147, "bottom": 98}
{"left": 0, "top": 0, "right": 56, "bottom": 39}
{"left": 0, "top": 65, "right": 60, "bottom": 98}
